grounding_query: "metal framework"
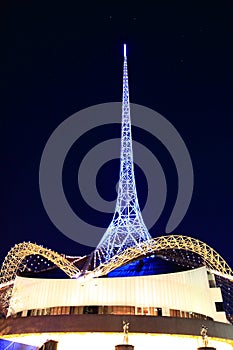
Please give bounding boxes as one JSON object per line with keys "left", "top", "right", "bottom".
{"left": 93, "top": 44, "right": 152, "bottom": 268}
{"left": 0, "top": 46, "right": 232, "bottom": 323}
{"left": 93, "top": 235, "right": 233, "bottom": 280}
{"left": 0, "top": 242, "right": 80, "bottom": 284}
{"left": 0, "top": 235, "right": 232, "bottom": 285}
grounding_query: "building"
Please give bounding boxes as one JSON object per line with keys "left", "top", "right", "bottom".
{"left": 0, "top": 45, "right": 232, "bottom": 350}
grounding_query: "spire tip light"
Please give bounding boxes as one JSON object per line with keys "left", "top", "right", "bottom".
{"left": 124, "top": 44, "right": 127, "bottom": 57}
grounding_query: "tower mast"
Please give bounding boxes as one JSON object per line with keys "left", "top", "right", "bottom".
{"left": 93, "top": 44, "right": 152, "bottom": 267}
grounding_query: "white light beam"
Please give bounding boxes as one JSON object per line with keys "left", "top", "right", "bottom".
{"left": 124, "top": 44, "right": 127, "bottom": 57}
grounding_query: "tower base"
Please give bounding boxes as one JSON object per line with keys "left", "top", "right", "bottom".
{"left": 197, "top": 348, "right": 216, "bottom": 350}
{"left": 115, "top": 345, "right": 134, "bottom": 350}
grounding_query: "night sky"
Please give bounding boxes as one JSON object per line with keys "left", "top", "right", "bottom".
{"left": 2, "top": 2, "right": 233, "bottom": 268}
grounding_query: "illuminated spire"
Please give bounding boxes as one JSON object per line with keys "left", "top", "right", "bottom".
{"left": 124, "top": 43, "right": 127, "bottom": 57}
{"left": 93, "top": 44, "right": 152, "bottom": 267}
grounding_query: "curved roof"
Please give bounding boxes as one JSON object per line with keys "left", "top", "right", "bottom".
{"left": 93, "top": 235, "right": 233, "bottom": 279}
{"left": 0, "top": 235, "right": 232, "bottom": 324}
{"left": 0, "top": 235, "right": 232, "bottom": 283}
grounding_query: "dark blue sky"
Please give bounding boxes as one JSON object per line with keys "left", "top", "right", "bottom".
{"left": 2, "top": 1, "right": 233, "bottom": 267}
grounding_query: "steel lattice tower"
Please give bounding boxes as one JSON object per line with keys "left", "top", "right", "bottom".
{"left": 93, "top": 45, "right": 152, "bottom": 268}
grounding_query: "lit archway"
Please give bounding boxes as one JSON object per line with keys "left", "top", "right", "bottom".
{"left": 94, "top": 235, "right": 233, "bottom": 280}
{"left": 0, "top": 242, "right": 80, "bottom": 284}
